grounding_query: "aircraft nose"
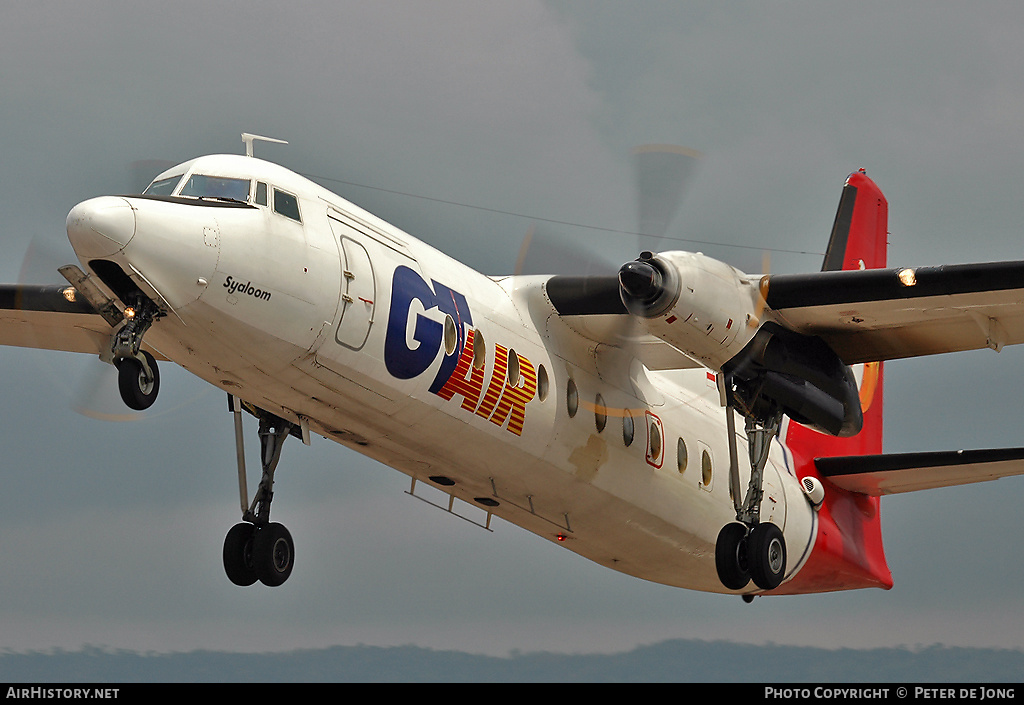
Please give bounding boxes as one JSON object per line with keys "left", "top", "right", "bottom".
{"left": 66, "top": 196, "right": 137, "bottom": 259}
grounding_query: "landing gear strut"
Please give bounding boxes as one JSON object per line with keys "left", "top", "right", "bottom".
{"left": 112, "top": 294, "right": 161, "bottom": 411}
{"left": 715, "top": 373, "right": 788, "bottom": 593}
{"left": 222, "top": 395, "right": 297, "bottom": 587}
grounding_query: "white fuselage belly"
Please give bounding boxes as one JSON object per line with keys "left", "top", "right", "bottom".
{"left": 90, "top": 166, "right": 816, "bottom": 595}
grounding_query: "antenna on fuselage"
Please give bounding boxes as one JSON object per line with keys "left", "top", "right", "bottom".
{"left": 241, "top": 133, "right": 288, "bottom": 157}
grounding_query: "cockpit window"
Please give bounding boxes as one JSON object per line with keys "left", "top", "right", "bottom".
{"left": 273, "top": 188, "right": 302, "bottom": 222}
{"left": 179, "top": 174, "right": 251, "bottom": 202}
{"left": 143, "top": 174, "right": 183, "bottom": 196}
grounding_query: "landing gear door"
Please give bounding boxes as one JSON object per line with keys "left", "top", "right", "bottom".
{"left": 759, "top": 461, "right": 787, "bottom": 530}
{"left": 328, "top": 217, "right": 376, "bottom": 351}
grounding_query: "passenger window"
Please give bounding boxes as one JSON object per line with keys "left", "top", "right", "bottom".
{"left": 701, "top": 449, "right": 713, "bottom": 489}
{"left": 255, "top": 181, "right": 268, "bottom": 206}
{"left": 594, "top": 393, "right": 607, "bottom": 433}
{"left": 677, "top": 437, "right": 688, "bottom": 473}
{"left": 566, "top": 378, "right": 579, "bottom": 418}
{"left": 648, "top": 419, "right": 662, "bottom": 460}
{"left": 274, "top": 189, "right": 301, "bottom": 222}
{"left": 622, "top": 413, "right": 634, "bottom": 447}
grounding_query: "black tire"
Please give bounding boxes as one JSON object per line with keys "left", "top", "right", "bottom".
{"left": 223, "top": 522, "right": 258, "bottom": 587}
{"left": 116, "top": 350, "right": 160, "bottom": 410}
{"left": 748, "top": 522, "right": 787, "bottom": 590}
{"left": 715, "top": 522, "right": 751, "bottom": 590}
{"left": 252, "top": 522, "right": 294, "bottom": 587}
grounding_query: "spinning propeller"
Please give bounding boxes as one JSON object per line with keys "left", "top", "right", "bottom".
{"left": 515, "top": 144, "right": 703, "bottom": 276}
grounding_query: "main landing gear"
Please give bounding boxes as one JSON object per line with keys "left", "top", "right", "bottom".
{"left": 222, "top": 395, "right": 298, "bottom": 587}
{"left": 714, "top": 373, "right": 788, "bottom": 594}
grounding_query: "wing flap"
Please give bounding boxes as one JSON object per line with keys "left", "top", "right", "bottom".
{"left": 816, "top": 447, "right": 1024, "bottom": 496}
{"left": 765, "top": 261, "right": 1024, "bottom": 363}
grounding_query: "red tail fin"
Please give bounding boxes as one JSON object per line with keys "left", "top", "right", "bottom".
{"left": 789, "top": 169, "right": 887, "bottom": 458}
{"left": 821, "top": 169, "right": 888, "bottom": 273}
{"left": 778, "top": 170, "right": 892, "bottom": 593}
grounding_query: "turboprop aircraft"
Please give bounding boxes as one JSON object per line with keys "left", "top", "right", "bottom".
{"left": 4, "top": 134, "right": 1024, "bottom": 597}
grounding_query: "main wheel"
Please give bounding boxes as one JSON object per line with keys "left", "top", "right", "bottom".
{"left": 748, "top": 522, "right": 787, "bottom": 590}
{"left": 252, "top": 522, "right": 295, "bottom": 587}
{"left": 223, "top": 522, "right": 258, "bottom": 586}
{"left": 116, "top": 350, "right": 160, "bottom": 410}
{"left": 715, "top": 522, "right": 751, "bottom": 590}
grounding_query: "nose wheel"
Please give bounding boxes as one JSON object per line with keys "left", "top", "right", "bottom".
{"left": 115, "top": 350, "right": 160, "bottom": 410}
{"left": 111, "top": 294, "right": 163, "bottom": 411}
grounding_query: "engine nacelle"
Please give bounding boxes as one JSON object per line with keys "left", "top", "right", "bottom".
{"left": 617, "top": 252, "right": 863, "bottom": 437}
{"left": 723, "top": 322, "right": 864, "bottom": 437}
{"left": 618, "top": 251, "right": 762, "bottom": 369}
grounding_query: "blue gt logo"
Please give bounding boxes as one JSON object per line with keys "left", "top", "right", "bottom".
{"left": 383, "top": 266, "right": 537, "bottom": 436}
{"left": 383, "top": 265, "right": 472, "bottom": 393}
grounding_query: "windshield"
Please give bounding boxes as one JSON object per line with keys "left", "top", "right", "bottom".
{"left": 143, "top": 174, "right": 183, "bottom": 196}
{"left": 178, "top": 174, "right": 251, "bottom": 202}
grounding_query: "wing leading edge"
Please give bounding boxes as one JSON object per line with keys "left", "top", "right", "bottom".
{"left": 765, "top": 260, "right": 1024, "bottom": 364}
{"left": 0, "top": 283, "right": 115, "bottom": 355}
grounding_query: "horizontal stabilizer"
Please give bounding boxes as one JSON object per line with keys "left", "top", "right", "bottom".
{"left": 816, "top": 447, "right": 1024, "bottom": 496}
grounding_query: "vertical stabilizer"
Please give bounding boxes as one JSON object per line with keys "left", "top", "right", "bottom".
{"left": 789, "top": 169, "right": 887, "bottom": 459}
{"left": 821, "top": 169, "right": 888, "bottom": 273}
{"left": 777, "top": 170, "right": 892, "bottom": 593}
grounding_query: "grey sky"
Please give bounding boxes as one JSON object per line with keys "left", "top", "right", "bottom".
{"left": 2, "top": 1, "right": 1024, "bottom": 658}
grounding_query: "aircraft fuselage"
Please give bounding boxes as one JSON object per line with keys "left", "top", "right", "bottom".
{"left": 67, "top": 154, "right": 819, "bottom": 595}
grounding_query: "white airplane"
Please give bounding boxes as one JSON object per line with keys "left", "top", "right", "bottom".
{"left": 5, "top": 134, "right": 1024, "bottom": 598}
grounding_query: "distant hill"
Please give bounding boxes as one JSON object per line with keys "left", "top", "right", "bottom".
{"left": 1, "top": 640, "right": 1022, "bottom": 682}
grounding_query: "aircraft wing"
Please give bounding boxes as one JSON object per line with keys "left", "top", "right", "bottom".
{"left": 816, "top": 447, "right": 1024, "bottom": 495}
{"left": 765, "top": 261, "right": 1024, "bottom": 364}
{"left": 0, "top": 283, "right": 116, "bottom": 355}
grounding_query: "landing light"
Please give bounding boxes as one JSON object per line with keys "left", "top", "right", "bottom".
{"left": 124, "top": 306, "right": 136, "bottom": 319}
{"left": 898, "top": 268, "right": 917, "bottom": 287}
{"left": 61, "top": 287, "right": 76, "bottom": 303}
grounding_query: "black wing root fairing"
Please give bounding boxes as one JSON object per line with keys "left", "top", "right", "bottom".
{"left": 722, "top": 321, "right": 863, "bottom": 438}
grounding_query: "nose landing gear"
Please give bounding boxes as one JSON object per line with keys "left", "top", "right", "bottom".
{"left": 222, "top": 395, "right": 298, "bottom": 587}
{"left": 115, "top": 350, "right": 160, "bottom": 410}
{"left": 111, "top": 294, "right": 162, "bottom": 411}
